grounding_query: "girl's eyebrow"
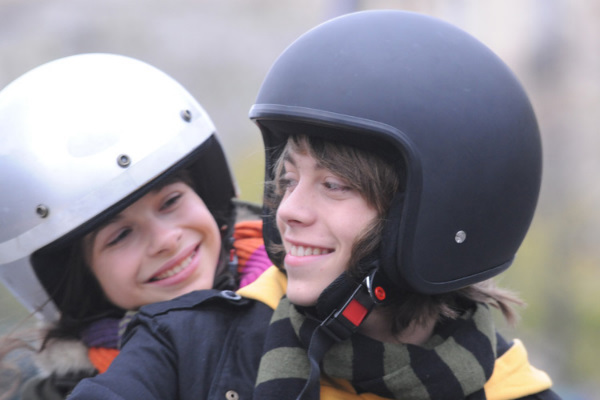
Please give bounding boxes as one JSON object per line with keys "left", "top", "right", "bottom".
{"left": 102, "top": 214, "right": 123, "bottom": 227}
{"left": 86, "top": 181, "right": 177, "bottom": 244}
{"left": 87, "top": 214, "right": 123, "bottom": 245}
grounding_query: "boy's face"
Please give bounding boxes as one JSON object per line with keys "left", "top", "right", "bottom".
{"left": 276, "top": 149, "right": 377, "bottom": 306}
{"left": 88, "top": 182, "right": 221, "bottom": 310}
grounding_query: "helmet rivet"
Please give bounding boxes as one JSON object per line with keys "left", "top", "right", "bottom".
{"left": 455, "top": 230, "right": 467, "bottom": 244}
{"left": 180, "top": 109, "right": 192, "bottom": 122}
{"left": 35, "top": 205, "right": 50, "bottom": 218}
{"left": 117, "top": 154, "right": 131, "bottom": 168}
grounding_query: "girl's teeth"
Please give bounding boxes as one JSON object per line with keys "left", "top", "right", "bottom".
{"left": 153, "top": 252, "right": 194, "bottom": 281}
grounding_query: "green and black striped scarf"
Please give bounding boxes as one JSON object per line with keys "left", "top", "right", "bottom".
{"left": 255, "top": 297, "right": 497, "bottom": 400}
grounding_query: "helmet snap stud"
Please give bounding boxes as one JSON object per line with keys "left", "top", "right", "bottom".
{"left": 35, "top": 204, "right": 49, "bottom": 218}
{"left": 455, "top": 230, "right": 467, "bottom": 244}
{"left": 374, "top": 286, "right": 386, "bottom": 301}
{"left": 180, "top": 109, "right": 192, "bottom": 122}
{"left": 117, "top": 154, "right": 131, "bottom": 168}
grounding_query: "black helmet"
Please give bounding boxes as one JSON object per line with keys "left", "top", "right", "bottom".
{"left": 250, "top": 10, "right": 541, "bottom": 294}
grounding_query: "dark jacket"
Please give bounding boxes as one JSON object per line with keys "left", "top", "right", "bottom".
{"left": 68, "top": 289, "right": 272, "bottom": 400}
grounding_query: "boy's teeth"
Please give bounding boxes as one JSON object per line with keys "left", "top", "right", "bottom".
{"left": 290, "top": 245, "right": 330, "bottom": 257}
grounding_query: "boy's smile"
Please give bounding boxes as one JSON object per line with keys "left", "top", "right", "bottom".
{"left": 276, "top": 150, "right": 377, "bottom": 306}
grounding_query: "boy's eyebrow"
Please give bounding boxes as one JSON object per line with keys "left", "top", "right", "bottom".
{"left": 282, "top": 151, "right": 296, "bottom": 166}
{"left": 283, "top": 150, "right": 325, "bottom": 170}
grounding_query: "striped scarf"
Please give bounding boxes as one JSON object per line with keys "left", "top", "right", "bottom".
{"left": 255, "top": 297, "right": 497, "bottom": 400}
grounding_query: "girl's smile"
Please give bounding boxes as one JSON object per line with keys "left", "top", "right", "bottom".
{"left": 87, "top": 181, "right": 221, "bottom": 310}
{"left": 147, "top": 243, "right": 200, "bottom": 284}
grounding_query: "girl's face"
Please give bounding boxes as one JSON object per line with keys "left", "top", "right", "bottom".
{"left": 88, "top": 182, "right": 221, "bottom": 310}
{"left": 276, "top": 148, "right": 378, "bottom": 306}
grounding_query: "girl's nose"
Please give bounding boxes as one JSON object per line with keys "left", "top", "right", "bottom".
{"left": 147, "top": 220, "right": 181, "bottom": 256}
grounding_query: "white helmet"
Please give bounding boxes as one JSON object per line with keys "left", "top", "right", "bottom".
{"left": 0, "top": 53, "right": 236, "bottom": 321}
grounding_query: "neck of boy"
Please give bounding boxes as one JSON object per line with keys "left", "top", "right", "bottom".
{"left": 358, "top": 307, "right": 436, "bottom": 346}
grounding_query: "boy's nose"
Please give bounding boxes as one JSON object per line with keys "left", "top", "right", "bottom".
{"left": 276, "top": 183, "right": 316, "bottom": 227}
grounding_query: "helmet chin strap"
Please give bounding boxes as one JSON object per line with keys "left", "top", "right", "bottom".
{"left": 295, "top": 264, "right": 390, "bottom": 400}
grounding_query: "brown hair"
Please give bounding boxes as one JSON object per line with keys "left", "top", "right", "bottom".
{"left": 269, "top": 134, "right": 522, "bottom": 334}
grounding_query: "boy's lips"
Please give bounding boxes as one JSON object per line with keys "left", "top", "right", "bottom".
{"left": 289, "top": 244, "right": 333, "bottom": 257}
{"left": 148, "top": 244, "right": 199, "bottom": 282}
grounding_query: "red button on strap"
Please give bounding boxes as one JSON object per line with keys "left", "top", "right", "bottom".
{"left": 342, "top": 299, "right": 369, "bottom": 326}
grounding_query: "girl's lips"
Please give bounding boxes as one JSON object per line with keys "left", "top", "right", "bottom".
{"left": 147, "top": 244, "right": 200, "bottom": 284}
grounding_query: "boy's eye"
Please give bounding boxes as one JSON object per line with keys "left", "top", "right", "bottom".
{"left": 278, "top": 174, "right": 298, "bottom": 192}
{"left": 324, "top": 179, "right": 351, "bottom": 192}
{"left": 324, "top": 181, "right": 340, "bottom": 190}
{"left": 278, "top": 178, "right": 292, "bottom": 189}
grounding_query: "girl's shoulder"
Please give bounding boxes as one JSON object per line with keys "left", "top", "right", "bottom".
{"left": 121, "top": 289, "right": 273, "bottom": 357}
{"left": 131, "top": 289, "right": 273, "bottom": 334}
{"left": 232, "top": 200, "right": 272, "bottom": 288}
{"left": 137, "top": 289, "right": 255, "bottom": 319}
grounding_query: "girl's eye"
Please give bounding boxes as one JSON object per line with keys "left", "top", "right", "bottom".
{"left": 107, "top": 228, "right": 132, "bottom": 247}
{"left": 161, "top": 193, "right": 183, "bottom": 211}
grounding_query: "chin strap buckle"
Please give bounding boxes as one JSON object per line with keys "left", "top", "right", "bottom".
{"left": 296, "top": 267, "right": 389, "bottom": 400}
{"left": 320, "top": 268, "right": 388, "bottom": 342}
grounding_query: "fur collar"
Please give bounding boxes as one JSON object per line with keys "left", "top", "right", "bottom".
{"left": 34, "top": 337, "right": 95, "bottom": 377}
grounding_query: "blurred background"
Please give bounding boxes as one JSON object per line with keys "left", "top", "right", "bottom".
{"left": 0, "top": 0, "right": 598, "bottom": 398}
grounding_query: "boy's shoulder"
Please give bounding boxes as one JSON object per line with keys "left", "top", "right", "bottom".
{"left": 237, "top": 266, "right": 286, "bottom": 310}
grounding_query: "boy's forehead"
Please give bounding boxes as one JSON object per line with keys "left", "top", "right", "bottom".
{"left": 283, "top": 147, "right": 326, "bottom": 171}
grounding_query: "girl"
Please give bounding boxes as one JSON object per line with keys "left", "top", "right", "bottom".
{"left": 248, "top": 10, "right": 562, "bottom": 400}
{"left": 0, "top": 53, "right": 270, "bottom": 399}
